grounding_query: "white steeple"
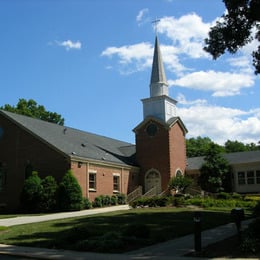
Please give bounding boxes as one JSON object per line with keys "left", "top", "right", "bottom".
{"left": 142, "top": 35, "right": 177, "bottom": 123}
{"left": 150, "top": 36, "right": 169, "bottom": 97}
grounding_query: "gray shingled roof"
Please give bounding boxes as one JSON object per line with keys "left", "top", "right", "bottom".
{"left": 187, "top": 150, "right": 260, "bottom": 171}
{"left": 0, "top": 110, "right": 137, "bottom": 167}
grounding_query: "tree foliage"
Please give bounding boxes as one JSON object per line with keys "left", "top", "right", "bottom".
{"left": 204, "top": 0, "right": 260, "bottom": 74}
{"left": 58, "top": 170, "right": 83, "bottom": 211}
{"left": 187, "top": 136, "right": 260, "bottom": 157}
{"left": 186, "top": 137, "right": 224, "bottom": 157}
{"left": 1, "top": 98, "right": 64, "bottom": 125}
{"left": 168, "top": 175, "right": 193, "bottom": 193}
{"left": 225, "top": 139, "right": 260, "bottom": 152}
{"left": 198, "top": 143, "right": 232, "bottom": 193}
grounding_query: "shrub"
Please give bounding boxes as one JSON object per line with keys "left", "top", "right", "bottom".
{"left": 185, "top": 196, "right": 257, "bottom": 210}
{"left": 130, "top": 196, "right": 170, "bottom": 208}
{"left": 173, "top": 196, "right": 186, "bottom": 207}
{"left": 39, "top": 176, "right": 58, "bottom": 212}
{"left": 117, "top": 193, "right": 126, "bottom": 205}
{"left": 231, "top": 192, "right": 242, "bottom": 200}
{"left": 83, "top": 198, "right": 92, "bottom": 209}
{"left": 58, "top": 170, "right": 83, "bottom": 211}
{"left": 102, "top": 195, "right": 111, "bottom": 206}
{"left": 129, "top": 197, "right": 146, "bottom": 208}
{"left": 20, "top": 171, "right": 43, "bottom": 212}
{"left": 111, "top": 195, "right": 118, "bottom": 205}
{"left": 216, "top": 192, "right": 231, "bottom": 200}
{"left": 92, "top": 196, "right": 103, "bottom": 208}
{"left": 241, "top": 235, "right": 258, "bottom": 253}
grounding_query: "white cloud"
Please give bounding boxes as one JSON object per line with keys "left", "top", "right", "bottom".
{"left": 55, "top": 40, "right": 82, "bottom": 51}
{"left": 178, "top": 101, "right": 260, "bottom": 145}
{"left": 171, "top": 70, "right": 254, "bottom": 96}
{"left": 101, "top": 12, "right": 257, "bottom": 97}
{"left": 176, "top": 93, "right": 207, "bottom": 106}
{"left": 101, "top": 13, "right": 212, "bottom": 74}
{"left": 158, "top": 14, "right": 211, "bottom": 58}
{"left": 136, "top": 8, "right": 149, "bottom": 25}
{"left": 101, "top": 42, "right": 153, "bottom": 74}
{"left": 101, "top": 42, "right": 187, "bottom": 75}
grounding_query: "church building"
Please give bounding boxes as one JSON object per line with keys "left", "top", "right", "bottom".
{"left": 0, "top": 35, "right": 188, "bottom": 212}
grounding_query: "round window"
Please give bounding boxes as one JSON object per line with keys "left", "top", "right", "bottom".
{"left": 146, "top": 123, "right": 157, "bottom": 137}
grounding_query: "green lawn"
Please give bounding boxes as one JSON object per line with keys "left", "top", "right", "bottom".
{"left": 0, "top": 207, "right": 234, "bottom": 253}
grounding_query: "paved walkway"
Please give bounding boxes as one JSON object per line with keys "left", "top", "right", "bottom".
{"left": 0, "top": 206, "right": 255, "bottom": 259}
{"left": 0, "top": 205, "right": 130, "bottom": 227}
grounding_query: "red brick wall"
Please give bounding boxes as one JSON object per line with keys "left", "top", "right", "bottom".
{"left": 135, "top": 119, "right": 186, "bottom": 192}
{"left": 73, "top": 162, "right": 139, "bottom": 202}
{"left": 71, "top": 161, "right": 88, "bottom": 197}
{"left": 169, "top": 122, "right": 187, "bottom": 177}
{"left": 0, "top": 114, "right": 70, "bottom": 211}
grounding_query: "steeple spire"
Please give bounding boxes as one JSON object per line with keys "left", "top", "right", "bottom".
{"left": 150, "top": 36, "right": 169, "bottom": 97}
{"left": 141, "top": 34, "right": 177, "bottom": 123}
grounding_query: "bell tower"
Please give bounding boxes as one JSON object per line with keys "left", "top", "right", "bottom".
{"left": 134, "top": 34, "right": 188, "bottom": 195}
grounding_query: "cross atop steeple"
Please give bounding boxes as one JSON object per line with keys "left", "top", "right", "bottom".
{"left": 152, "top": 18, "right": 160, "bottom": 35}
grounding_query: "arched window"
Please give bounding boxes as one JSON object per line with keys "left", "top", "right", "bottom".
{"left": 176, "top": 169, "right": 182, "bottom": 177}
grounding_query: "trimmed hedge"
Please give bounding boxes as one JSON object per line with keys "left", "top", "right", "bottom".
{"left": 185, "top": 197, "right": 257, "bottom": 209}
{"left": 129, "top": 196, "right": 171, "bottom": 208}
{"left": 130, "top": 193, "right": 258, "bottom": 211}
{"left": 92, "top": 193, "right": 127, "bottom": 208}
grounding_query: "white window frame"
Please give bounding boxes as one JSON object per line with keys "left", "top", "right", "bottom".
{"left": 113, "top": 173, "right": 120, "bottom": 193}
{"left": 88, "top": 171, "right": 97, "bottom": 191}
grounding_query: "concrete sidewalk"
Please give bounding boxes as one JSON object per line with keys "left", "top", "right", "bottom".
{"left": 127, "top": 218, "right": 254, "bottom": 258}
{"left": 0, "top": 205, "right": 130, "bottom": 227}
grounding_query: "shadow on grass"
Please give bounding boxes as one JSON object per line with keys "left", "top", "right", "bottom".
{"left": 0, "top": 209, "right": 232, "bottom": 253}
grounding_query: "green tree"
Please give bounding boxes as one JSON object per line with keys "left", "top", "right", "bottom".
{"left": 198, "top": 143, "right": 232, "bottom": 193}
{"left": 20, "top": 171, "right": 43, "bottom": 212}
{"left": 168, "top": 175, "right": 193, "bottom": 194}
{"left": 225, "top": 139, "right": 260, "bottom": 152}
{"left": 39, "top": 176, "right": 58, "bottom": 212}
{"left": 186, "top": 136, "right": 224, "bottom": 157}
{"left": 1, "top": 98, "right": 64, "bottom": 125}
{"left": 204, "top": 0, "right": 260, "bottom": 74}
{"left": 224, "top": 140, "right": 248, "bottom": 153}
{"left": 58, "top": 170, "right": 83, "bottom": 211}
{"left": 245, "top": 141, "right": 260, "bottom": 151}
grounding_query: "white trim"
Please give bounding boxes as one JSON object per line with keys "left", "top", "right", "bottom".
{"left": 175, "top": 169, "right": 183, "bottom": 177}
{"left": 113, "top": 173, "right": 120, "bottom": 177}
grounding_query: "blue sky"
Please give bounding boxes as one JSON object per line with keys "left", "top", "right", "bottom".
{"left": 0, "top": 0, "right": 259, "bottom": 145}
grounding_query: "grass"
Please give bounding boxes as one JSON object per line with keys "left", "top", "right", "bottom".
{"left": 0, "top": 207, "right": 234, "bottom": 253}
